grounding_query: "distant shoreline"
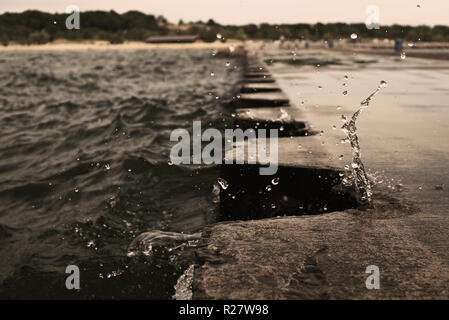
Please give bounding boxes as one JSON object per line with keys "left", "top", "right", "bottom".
{"left": 0, "top": 40, "right": 241, "bottom": 52}
{"left": 2, "top": 40, "right": 449, "bottom": 61}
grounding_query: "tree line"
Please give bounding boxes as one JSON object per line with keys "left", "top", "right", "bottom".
{"left": 0, "top": 10, "right": 448, "bottom": 45}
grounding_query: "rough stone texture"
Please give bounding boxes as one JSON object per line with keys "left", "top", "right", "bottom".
{"left": 193, "top": 208, "right": 449, "bottom": 299}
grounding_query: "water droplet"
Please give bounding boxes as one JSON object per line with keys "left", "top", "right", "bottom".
{"left": 272, "top": 177, "right": 280, "bottom": 185}
{"left": 408, "top": 42, "right": 414, "bottom": 47}
{"left": 318, "top": 85, "right": 322, "bottom": 89}
{"left": 350, "top": 33, "right": 358, "bottom": 39}
{"left": 279, "top": 126, "right": 284, "bottom": 131}
{"left": 216, "top": 33, "right": 222, "bottom": 40}
{"left": 266, "top": 185, "right": 272, "bottom": 191}
{"left": 342, "top": 90, "right": 348, "bottom": 96}
{"left": 297, "top": 144, "right": 302, "bottom": 149}
{"left": 225, "top": 61, "right": 230, "bottom": 67}
{"left": 167, "top": 160, "right": 173, "bottom": 166}
{"left": 339, "top": 155, "right": 344, "bottom": 160}
{"left": 105, "top": 164, "right": 111, "bottom": 170}
{"left": 351, "top": 163, "right": 359, "bottom": 169}
{"left": 217, "top": 178, "right": 229, "bottom": 190}
{"left": 74, "top": 188, "right": 79, "bottom": 193}
{"left": 400, "top": 51, "right": 406, "bottom": 60}
{"left": 380, "top": 80, "right": 387, "bottom": 88}
{"left": 344, "top": 75, "right": 349, "bottom": 80}
{"left": 210, "top": 72, "right": 215, "bottom": 77}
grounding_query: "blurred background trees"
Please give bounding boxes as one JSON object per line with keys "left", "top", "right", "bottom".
{"left": 0, "top": 10, "right": 448, "bottom": 45}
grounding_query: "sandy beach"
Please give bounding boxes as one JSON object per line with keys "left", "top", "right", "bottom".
{"left": 0, "top": 40, "right": 242, "bottom": 52}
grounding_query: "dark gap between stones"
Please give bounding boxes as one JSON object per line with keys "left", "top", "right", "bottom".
{"left": 219, "top": 163, "right": 359, "bottom": 221}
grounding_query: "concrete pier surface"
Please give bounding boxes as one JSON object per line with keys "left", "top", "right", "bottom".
{"left": 234, "top": 107, "right": 309, "bottom": 136}
{"left": 240, "top": 83, "right": 281, "bottom": 93}
{"left": 193, "top": 208, "right": 449, "bottom": 299}
{"left": 192, "top": 48, "right": 449, "bottom": 299}
{"left": 244, "top": 72, "right": 273, "bottom": 78}
{"left": 221, "top": 53, "right": 354, "bottom": 222}
{"left": 243, "top": 77, "right": 276, "bottom": 83}
{"left": 224, "top": 136, "right": 346, "bottom": 170}
{"left": 237, "top": 92, "right": 290, "bottom": 107}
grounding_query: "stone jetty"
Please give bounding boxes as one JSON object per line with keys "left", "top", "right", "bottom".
{"left": 192, "top": 51, "right": 449, "bottom": 299}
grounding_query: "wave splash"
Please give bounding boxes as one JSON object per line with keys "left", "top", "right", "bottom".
{"left": 341, "top": 80, "right": 387, "bottom": 207}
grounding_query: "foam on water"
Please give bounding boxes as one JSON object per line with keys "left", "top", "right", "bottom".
{"left": 173, "top": 264, "right": 195, "bottom": 300}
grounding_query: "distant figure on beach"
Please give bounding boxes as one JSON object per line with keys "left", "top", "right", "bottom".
{"left": 394, "top": 39, "right": 403, "bottom": 52}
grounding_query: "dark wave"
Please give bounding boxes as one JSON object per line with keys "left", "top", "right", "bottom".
{"left": 0, "top": 48, "right": 242, "bottom": 298}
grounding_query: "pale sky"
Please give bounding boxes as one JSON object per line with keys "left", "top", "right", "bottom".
{"left": 1, "top": 0, "right": 447, "bottom": 26}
